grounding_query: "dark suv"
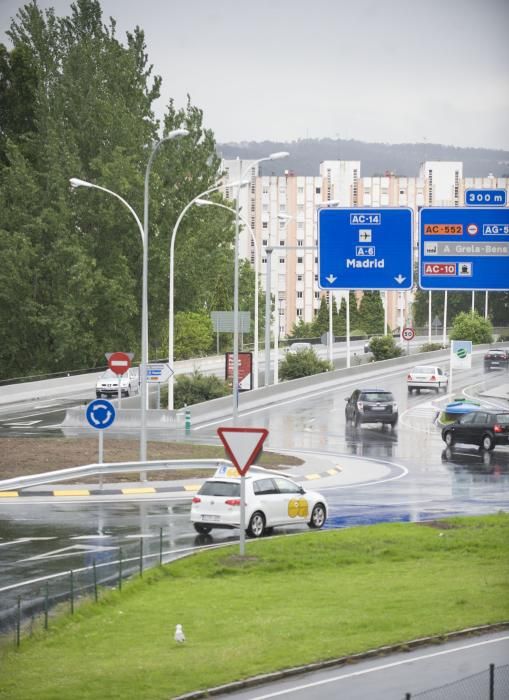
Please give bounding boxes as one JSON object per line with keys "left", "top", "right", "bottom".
{"left": 484, "top": 348, "right": 509, "bottom": 372}
{"left": 345, "top": 388, "right": 398, "bottom": 427}
{"left": 442, "top": 410, "right": 509, "bottom": 451}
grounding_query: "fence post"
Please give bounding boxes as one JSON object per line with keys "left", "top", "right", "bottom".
{"left": 70, "top": 570, "right": 74, "bottom": 614}
{"left": 118, "top": 547, "right": 123, "bottom": 591}
{"left": 139, "top": 538, "right": 143, "bottom": 577}
{"left": 159, "top": 527, "right": 163, "bottom": 566}
{"left": 16, "top": 596, "right": 21, "bottom": 648}
{"left": 489, "top": 663, "right": 494, "bottom": 700}
{"left": 93, "top": 559, "right": 98, "bottom": 602}
{"left": 44, "top": 582, "right": 49, "bottom": 630}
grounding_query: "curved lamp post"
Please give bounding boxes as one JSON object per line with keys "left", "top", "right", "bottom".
{"left": 69, "top": 126, "right": 189, "bottom": 465}
{"left": 167, "top": 180, "right": 248, "bottom": 411}
{"left": 195, "top": 198, "right": 260, "bottom": 390}
{"left": 232, "top": 152, "right": 289, "bottom": 420}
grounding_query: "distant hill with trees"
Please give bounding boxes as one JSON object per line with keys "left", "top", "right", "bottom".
{"left": 217, "top": 138, "right": 509, "bottom": 178}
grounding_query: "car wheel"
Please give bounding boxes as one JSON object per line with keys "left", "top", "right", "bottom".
{"left": 308, "top": 503, "right": 326, "bottom": 529}
{"left": 193, "top": 523, "right": 212, "bottom": 534}
{"left": 354, "top": 413, "right": 361, "bottom": 427}
{"left": 247, "top": 511, "right": 266, "bottom": 538}
{"left": 444, "top": 431, "right": 454, "bottom": 447}
{"left": 391, "top": 418, "right": 398, "bottom": 427}
{"left": 407, "top": 387, "right": 413, "bottom": 394}
{"left": 482, "top": 434, "right": 494, "bottom": 451}
{"left": 96, "top": 392, "right": 101, "bottom": 398}
{"left": 416, "top": 388, "right": 421, "bottom": 394}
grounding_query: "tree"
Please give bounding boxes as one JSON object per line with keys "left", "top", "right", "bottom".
{"left": 368, "top": 335, "right": 403, "bottom": 361}
{"left": 173, "top": 312, "right": 213, "bottom": 360}
{"left": 450, "top": 311, "right": 493, "bottom": 344}
{"left": 288, "top": 319, "right": 316, "bottom": 340}
{"left": 334, "top": 298, "right": 347, "bottom": 336}
{"left": 358, "top": 291, "right": 384, "bottom": 335}
{"left": 279, "top": 348, "right": 332, "bottom": 380}
{"left": 313, "top": 296, "right": 329, "bottom": 335}
{"left": 173, "top": 370, "right": 230, "bottom": 409}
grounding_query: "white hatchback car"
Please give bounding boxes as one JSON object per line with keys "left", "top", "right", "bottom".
{"left": 95, "top": 367, "right": 140, "bottom": 398}
{"left": 190, "top": 467, "right": 328, "bottom": 537}
{"left": 407, "top": 365, "right": 448, "bottom": 394}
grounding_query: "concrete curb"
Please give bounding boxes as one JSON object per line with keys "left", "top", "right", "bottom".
{"left": 173, "top": 622, "right": 509, "bottom": 699}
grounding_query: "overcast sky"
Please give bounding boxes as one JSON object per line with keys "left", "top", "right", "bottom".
{"left": 1, "top": 0, "right": 508, "bottom": 149}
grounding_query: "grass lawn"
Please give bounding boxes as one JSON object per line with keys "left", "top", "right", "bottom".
{"left": 1, "top": 514, "right": 508, "bottom": 700}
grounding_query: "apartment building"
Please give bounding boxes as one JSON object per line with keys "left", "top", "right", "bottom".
{"left": 222, "top": 158, "right": 509, "bottom": 337}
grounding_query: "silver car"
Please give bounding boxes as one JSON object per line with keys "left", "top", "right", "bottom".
{"left": 96, "top": 367, "right": 140, "bottom": 398}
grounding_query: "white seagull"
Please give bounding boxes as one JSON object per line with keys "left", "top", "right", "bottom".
{"left": 174, "top": 623, "right": 185, "bottom": 643}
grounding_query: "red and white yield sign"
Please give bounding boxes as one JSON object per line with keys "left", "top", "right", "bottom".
{"left": 107, "top": 351, "right": 132, "bottom": 376}
{"left": 217, "top": 427, "right": 269, "bottom": 476}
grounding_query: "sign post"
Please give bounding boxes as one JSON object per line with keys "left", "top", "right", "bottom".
{"left": 86, "top": 399, "right": 116, "bottom": 487}
{"left": 106, "top": 352, "right": 132, "bottom": 408}
{"left": 217, "top": 427, "right": 268, "bottom": 555}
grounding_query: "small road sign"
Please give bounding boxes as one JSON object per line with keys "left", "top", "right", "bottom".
{"left": 318, "top": 207, "right": 413, "bottom": 290}
{"left": 107, "top": 352, "right": 131, "bottom": 376}
{"left": 86, "top": 399, "right": 116, "bottom": 430}
{"left": 401, "top": 327, "right": 415, "bottom": 341}
{"left": 217, "top": 427, "right": 268, "bottom": 476}
{"left": 465, "top": 189, "right": 507, "bottom": 207}
{"left": 146, "top": 363, "right": 174, "bottom": 383}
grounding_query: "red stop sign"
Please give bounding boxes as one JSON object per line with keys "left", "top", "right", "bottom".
{"left": 108, "top": 351, "right": 131, "bottom": 375}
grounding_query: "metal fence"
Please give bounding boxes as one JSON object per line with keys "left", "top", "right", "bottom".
{"left": 405, "top": 663, "right": 509, "bottom": 699}
{"left": 0, "top": 529, "right": 226, "bottom": 647}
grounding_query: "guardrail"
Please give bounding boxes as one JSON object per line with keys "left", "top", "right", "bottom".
{"left": 0, "top": 458, "right": 231, "bottom": 492}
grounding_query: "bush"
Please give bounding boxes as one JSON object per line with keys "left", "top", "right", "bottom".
{"left": 279, "top": 348, "right": 332, "bottom": 381}
{"left": 171, "top": 371, "right": 230, "bottom": 409}
{"left": 368, "top": 335, "right": 403, "bottom": 361}
{"left": 450, "top": 311, "right": 493, "bottom": 344}
{"left": 419, "top": 342, "right": 446, "bottom": 352}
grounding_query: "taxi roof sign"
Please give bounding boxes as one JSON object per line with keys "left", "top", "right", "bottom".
{"left": 217, "top": 427, "right": 269, "bottom": 476}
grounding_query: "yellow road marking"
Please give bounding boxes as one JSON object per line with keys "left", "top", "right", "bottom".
{"left": 53, "top": 490, "right": 90, "bottom": 497}
{"left": 327, "top": 468, "right": 340, "bottom": 475}
{"left": 121, "top": 487, "right": 156, "bottom": 494}
{"left": 305, "top": 473, "right": 321, "bottom": 480}
{"left": 184, "top": 484, "right": 201, "bottom": 492}
{"left": 0, "top": 491, "right": 18, "bottom": 498}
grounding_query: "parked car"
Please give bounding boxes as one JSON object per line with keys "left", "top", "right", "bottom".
{"left": 190, "top": 467, "right": 327, "bottom": 537}
{"left": 344, "top": 388, "right": 398, "bottom": 427}
{"left": 407, "top": 365, "right": 448, "bottom": 394}
{"left": 95, "top": 367, "right": 140, "bottom": 398}
{"left": 442, "top": 410, "right": 509, "bottom": 451}
{"left": 484, "top": 348, "right": 509, "bottom": 372}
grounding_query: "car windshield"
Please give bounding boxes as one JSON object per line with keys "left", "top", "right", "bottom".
{"left": 412, "top": 366, "right": 435, "bottom": 373}
{"left": 496, "top": 415, "right": 509, "bottom": 426}
{"left": 198, "top": 481, "right": 240, "bottom": 497}
{"left": 101, "top": 370, "right": 119, "bottom": 379}
{"left": 361, "top": 392, "right": 393, "bottom": 402}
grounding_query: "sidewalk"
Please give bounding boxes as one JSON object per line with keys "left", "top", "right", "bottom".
{"left": 478, "top": 383, "right": 509, "bottom": 402}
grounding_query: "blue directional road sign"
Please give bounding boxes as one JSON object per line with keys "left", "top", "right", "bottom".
{"left": 86, "top": 399, "right": 116, "bottom": 430}
{"left": 419, "top": 207, "right": 509, "bottom": 291}
{"left": 318, "top": 208, "right": 413, "bottom": 290}
{"left": 465, "top": 189, "right": 506, "bottom": 207}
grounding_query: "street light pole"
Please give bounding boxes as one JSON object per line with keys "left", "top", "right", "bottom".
{"left": 167, "top": 180, "right": 248, "bottom": 411}
{"left": 233, "top": 153, "right": 289, "bottom": 421}
{"left": 195, "top": 199, "right": 260, "bottom": 389}
{"left": 141, "top": 129, "right": 188, "bottom": 464}
{"left": 70, "top": 177, "right": 147, "bottom": 460}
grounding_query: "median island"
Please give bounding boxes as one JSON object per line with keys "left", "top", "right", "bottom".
{"left": 1, "top": 514, "right": 508, "bottom": 699}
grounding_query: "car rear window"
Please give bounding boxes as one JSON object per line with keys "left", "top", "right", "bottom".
{"left": 413, "top": 366, "right": 435, "bottom": 373}
{"left": 361, "top": 392, "right": 393, "bottom": 402}
{"left": 198, "top": 481, "right": 240, "bottom": 497}
{"left": 496, "top": 415, "right": 509, "bottom": 426}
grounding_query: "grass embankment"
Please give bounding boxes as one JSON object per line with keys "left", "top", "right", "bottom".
{"left": 1, "top": 514, "right": 508, "bottom": 700}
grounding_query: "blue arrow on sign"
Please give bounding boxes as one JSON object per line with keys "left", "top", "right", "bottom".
{"left": 318, "top": 208, "right": 413, "bottom": 290}
{"left": 86, "top": 399, "right": 116, "bottom": 430}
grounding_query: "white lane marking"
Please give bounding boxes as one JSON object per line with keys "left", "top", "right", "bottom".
{"left": 4, "top": 420, "right": 42, "bottom": 427}
{"left": 70, "top": 535, "right": 112, "bottom": 540}
{"left": 247, "top": 635, "right": 509, "bottom": 699}
{"left": 0, "top": 537, "right": 57, "bottom": 547}
{"left": 18, "top": 544, "right": 117, "bottom": 563}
